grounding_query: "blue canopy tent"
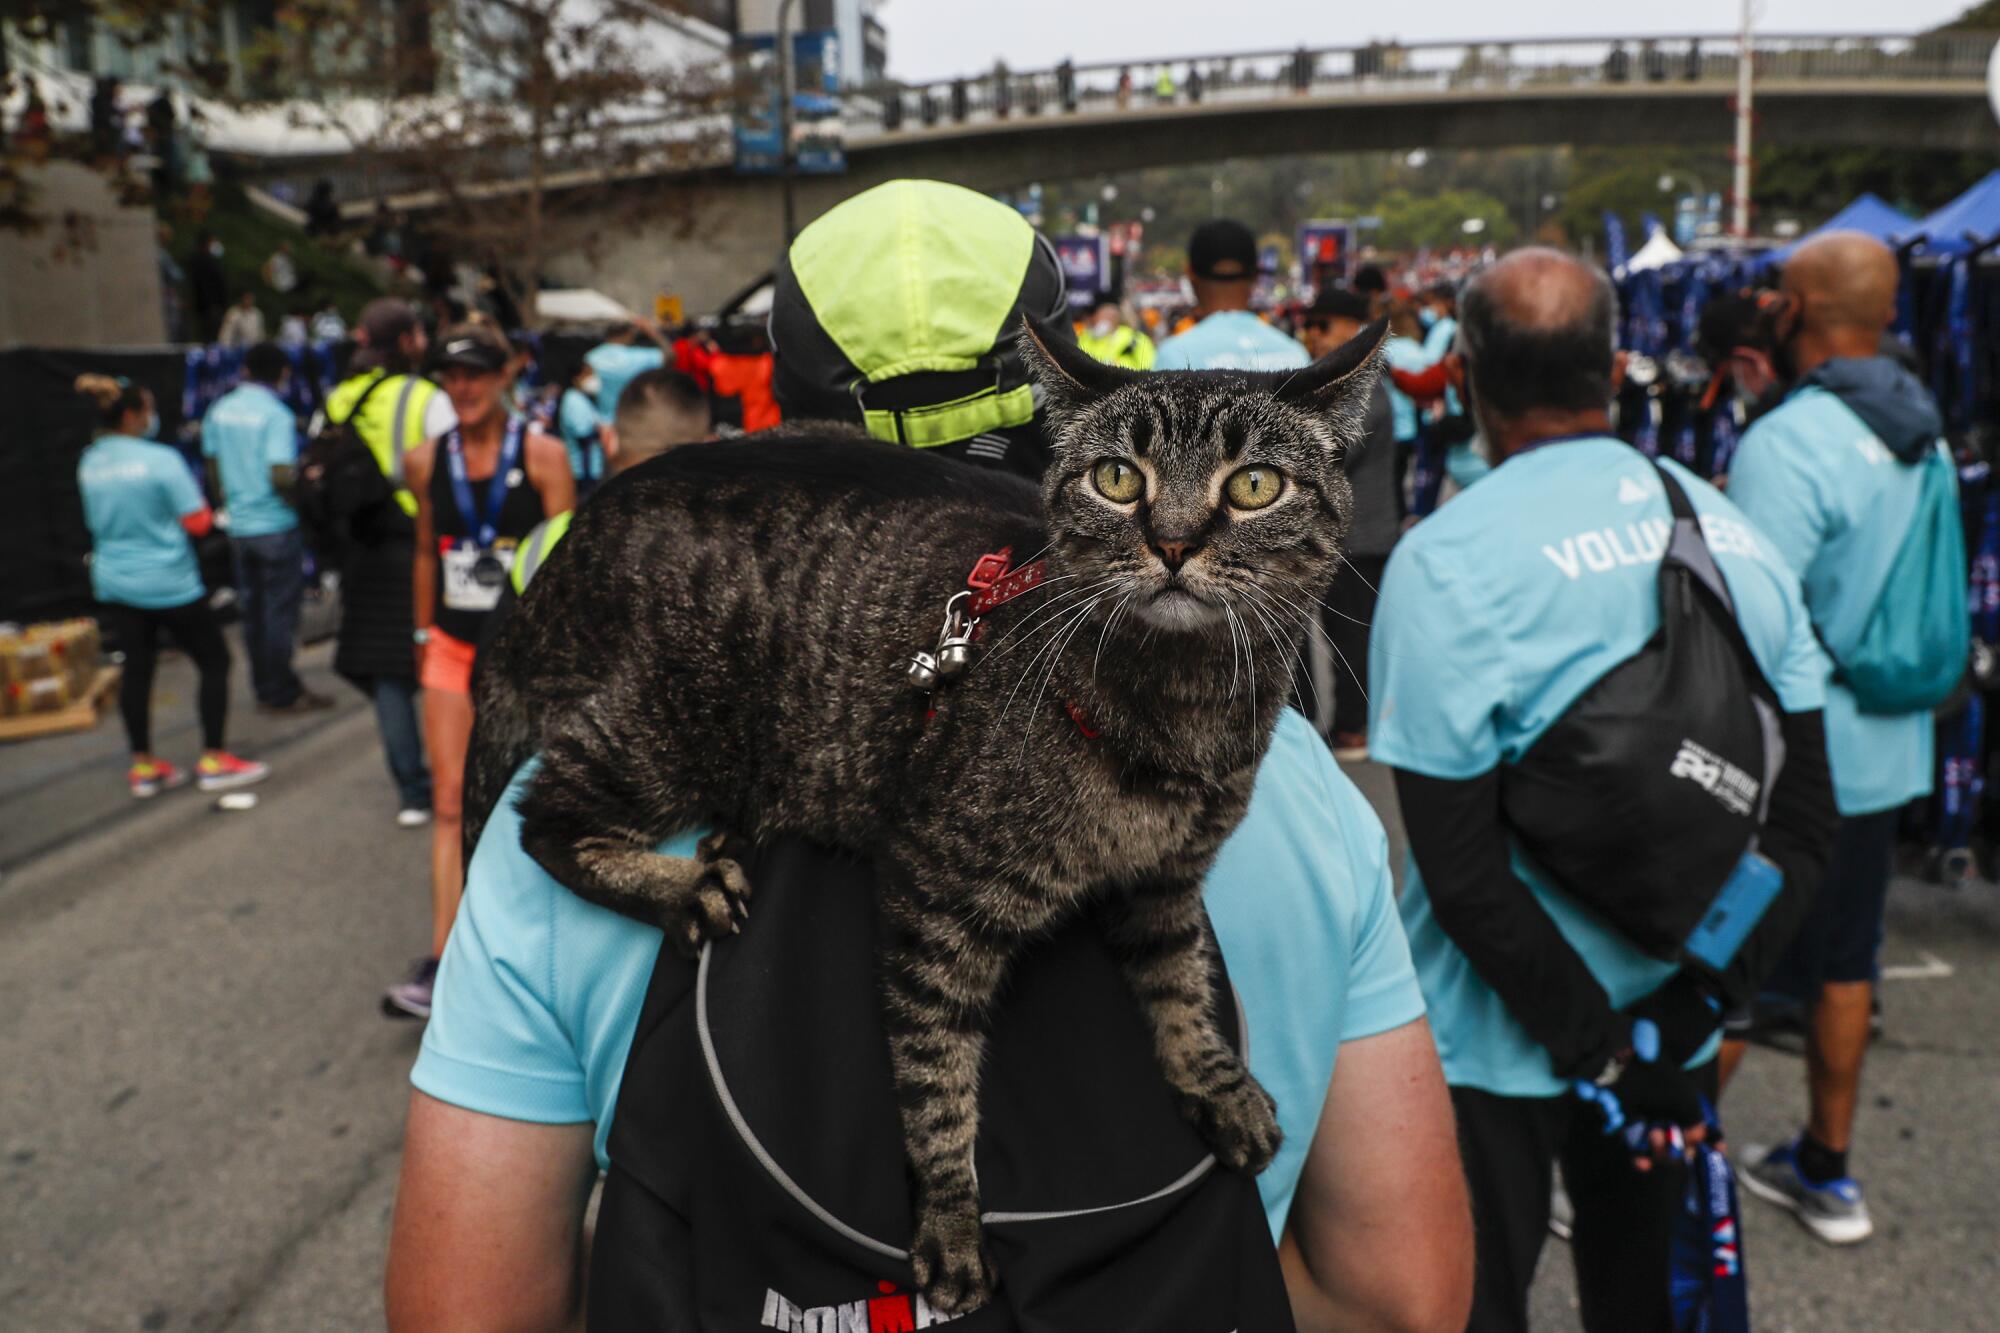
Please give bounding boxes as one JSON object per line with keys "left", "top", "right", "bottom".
{"left": 1895, "top": 169, "right": 2000, "bottom": 257}
{"left": 1757, "top": 192, "right": 1915, "bottom": 269}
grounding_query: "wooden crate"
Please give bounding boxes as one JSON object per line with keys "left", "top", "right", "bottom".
{"left": 0, "top": 665, "right": 121, "bottom": 743}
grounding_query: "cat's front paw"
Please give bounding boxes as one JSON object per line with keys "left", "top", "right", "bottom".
{"left": 664, "top": 848, "right": 752, "bottom": 957}
{"left": 1182, "top": 1070, "right": 1282, "bottom": 1174}
{"left": 910, "top": 1197, "right": 995, "bottom": 1315}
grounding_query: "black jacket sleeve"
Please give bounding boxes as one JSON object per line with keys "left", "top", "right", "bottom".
{"left": 1686, "top": 708, "right": 1838, "bottom": 1008}
{"left": 1394, "top": 766, "right": 1627, "bottom": 1080}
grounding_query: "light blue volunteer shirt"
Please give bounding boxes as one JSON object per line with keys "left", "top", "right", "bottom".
{"left": 1419, "top": 314, "right": 1463, "bottom": 416}
{"left": 584, "top": 343, "right": 666, "bottom": 419}
{"left": 1382, "top": 334, "right": 1427, "bottom": 443}
{"left": 1727, "top": 385, "right": 1942, "bottom": 816}
{"left": 200, "top": 382, "right": 298, "bottom": 538}
{"left": 1368, "top": 437, "right": 1829, "bottom": 1097}
{"left": 414, "top": 710, "right": 1426, "bottom": 1240}
{"left": 77, "top": 434, "right": 209, "bottom": 610}
{"left": 557, "top": 387, "right": 603, "bottom": 484}
{"left": 1154, "top": 311, "right": 1310, "bottom": 372}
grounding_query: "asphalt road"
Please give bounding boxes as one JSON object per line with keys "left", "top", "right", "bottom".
{"left": 2, "top": 697, "right": 1996, "bottom": 1330}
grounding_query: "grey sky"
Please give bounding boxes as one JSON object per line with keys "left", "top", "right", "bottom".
{"left": 883, "top": 1, "right": 1975, "bottom": 81}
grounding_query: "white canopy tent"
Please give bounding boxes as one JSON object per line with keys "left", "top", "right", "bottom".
{"left": 1622, "top": 229, "right": 1686, "bottom": 274}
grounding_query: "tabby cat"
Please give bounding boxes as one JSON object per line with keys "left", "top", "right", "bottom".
{"left": 466, "top": 316, "right": 1387, "bottom": 1312}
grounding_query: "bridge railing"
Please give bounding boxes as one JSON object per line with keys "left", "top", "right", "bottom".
{"left": 845, "top": 32, "right": 1999, "bottom": 139}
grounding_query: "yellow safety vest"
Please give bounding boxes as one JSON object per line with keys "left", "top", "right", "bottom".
{"left": 1078, "top": 325, "right": 1157, "bottom": 371}
{"left": 323, "top": 370, "right": 446, "bottom": 517}
{"left": 509, "top": 509, "right": 575, "bottom": 595}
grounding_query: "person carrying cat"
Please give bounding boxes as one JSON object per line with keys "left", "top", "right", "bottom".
{"left": 383, "top": 324, "right": 574, "bottom": 1021}
{"left": 394, "top": 180, "right": 1471, "bottom": 1332}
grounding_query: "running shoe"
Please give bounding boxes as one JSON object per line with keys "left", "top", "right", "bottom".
{"left": 1740, "top": 1138, "right": 1874, "bottom": 1244}
{"left": 396, "top": 806, "right": 433, "bottom": 829}
{"left": 382, "top": 957, "right": 439, "bottom": 1020}
{"left": 1331, "top": 731, "right": 1370, "bottom": 762}
{"left": 128, "top": 758, "right": 189, "bottom": 799}
{"left": 196, "top": 751, "right": 270, "bottom": 792}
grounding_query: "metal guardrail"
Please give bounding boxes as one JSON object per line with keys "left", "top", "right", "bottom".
{"left": 846, "top": 32, "right": 2000, "bottom": 139}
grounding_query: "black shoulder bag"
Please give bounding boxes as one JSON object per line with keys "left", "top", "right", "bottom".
{"left": 1499, "top": 463, "right": 1786, "bottom": 966}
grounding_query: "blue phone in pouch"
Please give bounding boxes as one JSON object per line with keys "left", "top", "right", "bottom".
{"left": 1682, "top": 851, "right": 1783, "bottom": 972}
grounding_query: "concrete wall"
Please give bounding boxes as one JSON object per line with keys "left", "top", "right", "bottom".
{"left": 0, "top": 163, "right": 167, "bottom": 349}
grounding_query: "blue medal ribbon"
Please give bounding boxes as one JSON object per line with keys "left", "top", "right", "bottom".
{"left": 445, "top": 414, "right": 524, "bottom": 551}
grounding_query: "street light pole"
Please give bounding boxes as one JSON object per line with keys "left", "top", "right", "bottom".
{"left": 777, "top": 0, "right": 800, "bottom": 244}
{"left": 1732, "top": 0, "right": 1754, "bottom": 238}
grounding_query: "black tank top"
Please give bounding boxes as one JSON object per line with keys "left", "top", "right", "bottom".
{"left": 430, "top": 414, "right": 545, "bottom": 644}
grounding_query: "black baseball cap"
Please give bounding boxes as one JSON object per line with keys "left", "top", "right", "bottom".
{"left": 433, "top": 324, "right": 511, "bottom": 372}
{"left": 1188, "top": 218, "right": 1259, "bottom": 281}
{"left": 1306, "top": 285, "right": 1372, "bottom": 323}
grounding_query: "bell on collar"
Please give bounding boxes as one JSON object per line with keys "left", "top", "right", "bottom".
{"left": 906, "top": 650, "right": 941, "bottom": 692}
{"left": 936, "top": 633, "right": 975, "bottom": 679}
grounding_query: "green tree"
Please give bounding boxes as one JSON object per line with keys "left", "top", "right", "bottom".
{"left": 1374, "top": 188, "right": 1517, "bottom": 250}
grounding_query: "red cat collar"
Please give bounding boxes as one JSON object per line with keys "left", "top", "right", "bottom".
{"left": 966, "top": 546, "right": 1049, "bottom": 616}
{"left": 959, "top": 547, "right": 1096, "bottom": 740}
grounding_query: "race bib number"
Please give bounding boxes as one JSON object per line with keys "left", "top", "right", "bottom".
{"left": 440, "top": 541, "right": 511, "bottom": 612}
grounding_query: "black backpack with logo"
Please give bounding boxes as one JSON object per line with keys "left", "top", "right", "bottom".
{"left": 586, "top": 837, "right": 1294, "bottom": 1332}
{"left": 1500, "top": 463, "right": 1785, "bottom": 969}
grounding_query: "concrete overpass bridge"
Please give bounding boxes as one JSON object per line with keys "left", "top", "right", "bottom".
{"left": 540, "top": 30, "right": 2000, "bottom": 312}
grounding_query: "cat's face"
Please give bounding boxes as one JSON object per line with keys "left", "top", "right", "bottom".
{"left": 1020, "top": 316, "right": 1386, "bottom": 633}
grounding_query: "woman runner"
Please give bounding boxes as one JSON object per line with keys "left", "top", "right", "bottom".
{"left": 73, "top": 375, "right": 268, "bottom": 797}
{"left": 387, "top": 325, "right": 573, "bottom": 1018}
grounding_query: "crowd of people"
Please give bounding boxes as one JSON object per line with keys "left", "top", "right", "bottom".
{"left": 65, "top": 173, "right": 1963, "bottom": 1330}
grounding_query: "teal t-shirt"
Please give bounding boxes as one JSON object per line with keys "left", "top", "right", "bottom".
{"left": 413, "top": 710, "right": 1426, "bottom": 1240}
{"left": 77, "top": 434, "right": 209, "bottom": 610}
{"left": 557, "top": 387, "right": 603, "bottom": 484}
{"left": 1382, "top": 335, "right": 1427, "bottom": 443}
{"left": 1154, "top": 311, "right": 1310, "bottom": 373}
{"left": 1727, "top": 384, "right": 1943, "bottom": 816}
{"left": 1367, "top": 438, "right": 1829, "bottom": 1097}
{"left": 200, "top": 382, "right": 298, "bottom": 538}
{"left": 1419, "top": 315, "right": 1463, "bottom": 415}
{"left": 585, "top": 343, "right": 666, "bottom": 419}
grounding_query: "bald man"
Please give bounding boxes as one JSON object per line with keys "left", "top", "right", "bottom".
{"left": 1726, "top": 232, "right": 1958, "bottom": 1246}
{"left": 1368, "top": 248, "right": 1837, "bottom": 1331}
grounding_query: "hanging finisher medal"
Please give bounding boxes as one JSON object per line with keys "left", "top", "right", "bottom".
{"left": 441, "top": 416, "right": 525, "bottom": 611}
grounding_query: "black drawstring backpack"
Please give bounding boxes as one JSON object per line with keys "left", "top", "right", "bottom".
{"left": 587, "top": 836, "right": 1295, "bottom": 1333}
{"left": 1500, "top": 463, "right": 1786, "bottom": 970}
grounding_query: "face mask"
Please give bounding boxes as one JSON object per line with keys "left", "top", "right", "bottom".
{"left": 579, "top": 373, "right": 601, "bottom": 397}
{"left": 1418, "top": 308, "right": 1438, "bottom": 331}
{"left": 143, "top": 412, "right": 160, "bottom": 439}
{"left": 208, "top": 241, "right": 224, "bottom": 258}
{"left": 1090, "top": 320, "right": 1115, "bottom": 340}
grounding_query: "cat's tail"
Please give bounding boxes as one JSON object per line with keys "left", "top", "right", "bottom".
{"left": 463, "top": 627, "right": 537, "bottom": 872}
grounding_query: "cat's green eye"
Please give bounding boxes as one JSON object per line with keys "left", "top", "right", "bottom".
{"left": 1224, "top": 465, "right": 1284, "bottom": 510}
{"left": 1092, "top": 458, "right": 1144, "bottom": 504}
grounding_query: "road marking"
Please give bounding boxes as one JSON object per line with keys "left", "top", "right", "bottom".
{"left": 1880, "top": 951, "right": 1954, "bottom": 981}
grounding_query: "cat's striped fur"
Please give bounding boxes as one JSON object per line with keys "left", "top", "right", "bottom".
{"left": 465, "top": 316, "right": 1387, "bottom": 1313}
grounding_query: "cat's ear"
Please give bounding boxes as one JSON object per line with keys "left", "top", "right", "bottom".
{"left": 1018, "top": 313, "right": 1136, "bottom": 418}
{"left": 1274, "top": 317, "right": 1390, "bottom": 451}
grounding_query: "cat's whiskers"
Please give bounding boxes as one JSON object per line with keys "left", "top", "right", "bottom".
{"left": 1237, "top": 589, "right": 1316, "bottom": 720}
{"left": 1092, "top": 587, "right": 1140, "bottom": 689}
{"left": 1253, "top": 581, "right": 1368, "bottom": 714}
{"left": 978, "top": 576, "right": 1125, "bottom": 662}
{"left": 1223, "top": 601, "right": 1243, "bottom": 701}
{"left": 1235, "top": 583, "right": 1322, "bottom": 720}
{"left": 1027, "top": 592, "right": 1111, "bottom": 754}
{"left": 998, "top": 592, "right": 1107, "bottom": 729}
